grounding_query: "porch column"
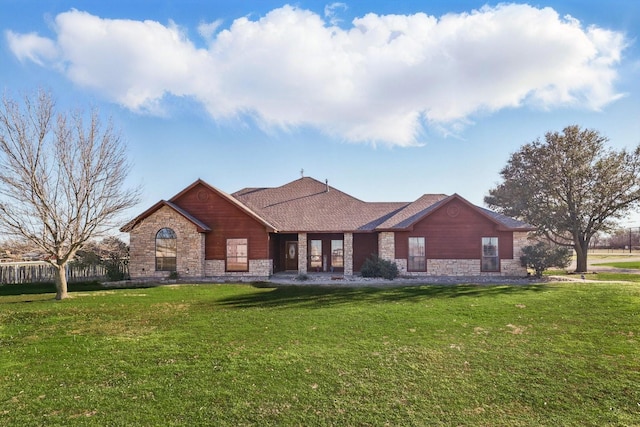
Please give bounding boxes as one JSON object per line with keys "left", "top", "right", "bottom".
{"left": 298, "top": 232, "right": 307, "bottom": 274}
{"left": 344, "top": 232, "right": 353, "bottom": 276}
{"left": 378, "top": 232, "right": 395, "bottom": 261}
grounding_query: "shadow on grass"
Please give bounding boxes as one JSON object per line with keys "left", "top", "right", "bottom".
{"left": 214, "top": 283, "right": 550, "bottom": 309}
{"left": 0, "top": 281, "right": 154, "bottom": 297}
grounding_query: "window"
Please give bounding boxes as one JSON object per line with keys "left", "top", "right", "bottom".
{"left": 482, "top": 237, "right": 499, "bottom": 271}
{"left": 331, "top": 240, "right": 344, "bottom": 268}
{"left": 310, "top": 240, "right": 322, "bottom": 270}
{"left": 408, "top": 237, "right": 426, "bottom": 271}
{"left": 227, "top": 238, "right": 248, "bottom": 271}
{"left": 156, "top": 228, "right": 177, "bottom": 271}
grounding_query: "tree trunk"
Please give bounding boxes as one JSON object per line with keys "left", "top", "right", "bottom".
{"left": 54, "top": 264, "right": 69, "bottom": 300}
{"left": 574, "top": 240, "right": 589, "bottom": 273}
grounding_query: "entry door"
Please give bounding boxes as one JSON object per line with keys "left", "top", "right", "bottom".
{"left": 285, "top": 241, "right": 298, "bottom": 271}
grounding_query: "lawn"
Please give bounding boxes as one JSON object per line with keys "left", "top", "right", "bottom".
{"left": 592, "top": 261, "right": 640, "bottom": 270}
{"left": 1, "top": 281, "right": 639, "bottom": 426}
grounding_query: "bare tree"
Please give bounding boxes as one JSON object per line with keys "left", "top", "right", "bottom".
{"left": 0, "top": 89, "right": 140, "bottom": 299}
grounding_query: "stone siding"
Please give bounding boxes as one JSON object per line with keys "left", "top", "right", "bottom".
{"left": 378, "top": 232, "right": 395, "bottom": 261}
{"left": 129, "top": 205, "right": 205, "bottom": 279}
{"left": 298, "top": 233, "right": 308, "bottom": 274}
{"left": 204, "top": 259, "right": 272, "bottom": 279}
{"left": 394, "top": 258, "right": 525, "bottom": 277}
{"left": 344, "top": 232, "right": 353, "bottom": 276}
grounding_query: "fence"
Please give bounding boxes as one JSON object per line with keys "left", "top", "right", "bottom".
{"left": 0, "top": 260, "right": 128, "bottom": 284}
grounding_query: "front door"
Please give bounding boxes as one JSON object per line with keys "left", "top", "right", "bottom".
{"left": 285, "top": 241, "right": 298, "bottom": 271}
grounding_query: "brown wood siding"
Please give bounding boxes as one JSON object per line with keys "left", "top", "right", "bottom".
{"left": 395, "top": 201, "right": 514, "bottom": 260}
{"left": 353, "top": 233, "right": 378, "bottom": 272}
{"left": 172, "top": 183, "right": 269, "bottom": 260}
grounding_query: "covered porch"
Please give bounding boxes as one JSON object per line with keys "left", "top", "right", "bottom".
{"left": 270, "top": 232, "right": 355, "bottom": 276}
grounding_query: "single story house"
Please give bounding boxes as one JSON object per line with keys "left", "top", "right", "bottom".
{"left": 120, "top": 176, "right": 535, "bottom": 280}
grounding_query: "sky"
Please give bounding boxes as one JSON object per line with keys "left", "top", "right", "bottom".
{"left": 1, "top": 0, "right": 640, "bottom": 231}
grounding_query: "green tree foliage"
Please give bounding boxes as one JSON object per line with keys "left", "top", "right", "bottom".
{"left": 360, "top": 255, "right": 399, "bottom": 280}
{"left": 485, "top": 125, "right": 640, "bottom": 272}
{"left": 520, "top": 241, "right": 572, "bottom": 278}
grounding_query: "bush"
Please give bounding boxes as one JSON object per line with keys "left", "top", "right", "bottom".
{"left": 520, "top": 242, "right": 572, "bottom": 278}
{"left": 360, "top": 255, "right": 399, "bottom": 280}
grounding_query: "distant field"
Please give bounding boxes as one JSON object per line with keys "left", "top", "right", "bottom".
{"left": 1, "top": 282, "right": 639, "bottom": 426}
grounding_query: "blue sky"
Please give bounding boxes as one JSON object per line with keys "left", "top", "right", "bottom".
{"left": 2, "top": 0, "right": 640, "bottom": 229}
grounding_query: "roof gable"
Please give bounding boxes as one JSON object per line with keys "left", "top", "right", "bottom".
{"left": 377, "top": 193, "right": 534, "bottom": 231}
{"left": 119, "top": 200, "right": 211, "bottom": 233}
{"left": 122, "top": 177, "right": 533, "bottom": 234}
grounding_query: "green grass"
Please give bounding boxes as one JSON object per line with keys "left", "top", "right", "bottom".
{"left": 592, "top": 261, "right": 640, "bottom": 269}
{"left": 1, "top": 282, "right": 639, "bottom": 426}
{"left": 546, "top": 270, "right": 640, "bottom": 283}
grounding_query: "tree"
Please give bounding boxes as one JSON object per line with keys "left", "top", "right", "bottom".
{"left": 0, "top": 89, "right": 140, "bottom": 299}
{"left": 520, "top": 241, "right": 572, "bottom": 278}
{"left": 485, "top": 125, "right": 640, "bottom": 272}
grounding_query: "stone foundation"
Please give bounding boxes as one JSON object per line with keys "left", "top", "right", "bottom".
{"left": 394, "top": 258, "right": 528, "bottom": 277}
{"left": 204, "top": 259, "right": 272, "bottom": 279}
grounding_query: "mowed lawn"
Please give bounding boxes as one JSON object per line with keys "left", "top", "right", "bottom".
{"left": 1, "top": 281, "right": 639, "bottom": 426}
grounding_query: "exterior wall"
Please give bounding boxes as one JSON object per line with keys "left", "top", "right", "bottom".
{"left": 171, "top": 182, "right": 270, "bottom": 260}
{"left": 392, "top": 230, "right": 530, "bottom": 277}
{"left": 394, "top": 200, "right": 514, "bottom": 261}
{"left": 378, "top": 232, "right": 395, "bottom": 261}
{"left": 388, "top": 198, "right": 530, "bottom": 277}
{"left": 204, "top": 259, "right": 273, "bottom": 278}
{"left": 353, "top": 233, "right": 378, "bottom": 272}
{"left": 394, "top": 258, "right": 526, "bottom": 277}
{"left": 129, "top": 205, "right": 205, "bottom": 279}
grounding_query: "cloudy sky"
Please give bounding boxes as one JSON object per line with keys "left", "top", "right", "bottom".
{"left": 2, "top": 0, "right": 640, "bottom": 227}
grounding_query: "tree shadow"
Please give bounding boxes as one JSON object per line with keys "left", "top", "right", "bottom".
{"left": 0, "top": 281, "right": 154, "bottom": 297}
{"left": 213, "top": 283, "right": 550, "bottom": 310}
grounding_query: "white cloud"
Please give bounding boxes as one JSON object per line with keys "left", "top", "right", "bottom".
{"left": 324, "top": 2, "right": 348, "bottom": 26}
{"left": 5, "top": 30, "right": 59, "bottom": 66}
{"left": 6, "top": 4, "right": 627, "bottom": 146}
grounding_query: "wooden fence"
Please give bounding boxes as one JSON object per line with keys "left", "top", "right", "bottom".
{"left": 0, "top": 260, "right": 128, "bottom": 284}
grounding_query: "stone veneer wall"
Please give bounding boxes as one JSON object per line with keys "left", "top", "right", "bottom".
{"left": 378, "top": 232, "right": 395, "bottom": 261}
{"left": 129, "top": 205, "right": 205, "bottom": 279}
{"left": 204, "top": 259, "right": 272, "bottom": 278}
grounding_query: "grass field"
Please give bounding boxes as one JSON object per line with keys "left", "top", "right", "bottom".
{"left": 592, "top": 261, "right": 640, "bottom": 269}
{"left": 1, "top": 281, "right": 639, "bottom": 426}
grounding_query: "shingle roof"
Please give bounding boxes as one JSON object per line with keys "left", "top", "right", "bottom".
{"left": 232, "top": 177, "right": 533, "bottom": 232}
{"left": 233, "top": 177, "right": 407, "bottom": 232}
{"left": 122, "top": 176, "right": 534, "bottom": 234}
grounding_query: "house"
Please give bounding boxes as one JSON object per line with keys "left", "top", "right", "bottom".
{"left": 120, "top": 176, "right": 535, "bottom": 280}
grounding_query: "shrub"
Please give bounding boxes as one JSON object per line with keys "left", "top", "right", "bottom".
{"left": 360, "top": 255, "right": 399, "bottom": 280}
{"left": 520, "top": 242, "right": 572, "bottom": 278}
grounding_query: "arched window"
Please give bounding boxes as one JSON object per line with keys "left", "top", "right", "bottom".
{"left": 156, "top": 228, "right": 177, "bottom": 271}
